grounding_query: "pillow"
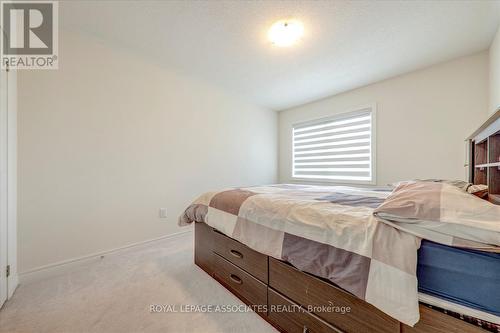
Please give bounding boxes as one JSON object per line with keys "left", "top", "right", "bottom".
{"left": 374, "top": 181, "right": 500, "bottom": 247}
{"left": 389, "top": 179, "right": 487, "bottom": 195}
{"left": 466, "top": 184, "right": 488, "bottom": 198}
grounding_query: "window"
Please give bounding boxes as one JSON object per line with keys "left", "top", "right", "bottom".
{"left": 292, "top": 106, "right": 375, "bottom": 184}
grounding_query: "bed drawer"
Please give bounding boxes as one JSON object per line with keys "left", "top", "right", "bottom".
{"left": 194, "top": 222, "right": 214, "bottom": 275}
{"left": 401, "top": 305, "right": 487, "bottom": 333}
{"left": 269, "top": 288, "right": 343, "bottom": 333}
{"left": 269, "top": 258, "right": 399, "bottom": 333}
{"left": 213, "top": 253, "right": 267, "bottom": 306}
{"left": 213, "top": 231, "right": 268, "bottom": 283}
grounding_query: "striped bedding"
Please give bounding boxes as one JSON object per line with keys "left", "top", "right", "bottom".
{"left": 179, "top": 184, "right": 421, "bottom": 325}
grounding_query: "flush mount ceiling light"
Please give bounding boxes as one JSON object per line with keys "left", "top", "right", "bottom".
{"left": 268, "top": 19, "right": 304, "bottom": 47}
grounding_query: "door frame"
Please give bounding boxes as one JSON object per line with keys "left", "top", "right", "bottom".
{"left": 0, "top": 62, "right": 18, "bottom": 308}
{"left": 0, "top": 59, "right": 8, "bottom": 308}
{"left": 6, "top": 65, "right": 18, "bottom": 298}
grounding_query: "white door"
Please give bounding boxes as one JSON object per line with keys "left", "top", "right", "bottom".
{"left": 6, "top": 66, "right": 17, "bottom": 299}
{"left": 0, "top": 63, "right": 8, "bottom": 307}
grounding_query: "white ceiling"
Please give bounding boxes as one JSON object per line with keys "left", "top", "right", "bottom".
{"left": 61, "top": 1, "right": 500, "bottom": 110}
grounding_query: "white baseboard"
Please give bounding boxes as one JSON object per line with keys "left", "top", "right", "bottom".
{"left": 19, "top": 229, "right": 193, "bottom": 285}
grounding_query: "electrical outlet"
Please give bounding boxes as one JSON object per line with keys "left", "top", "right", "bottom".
{"left": 159, "top": 208, "right": 167, "bottom": 219}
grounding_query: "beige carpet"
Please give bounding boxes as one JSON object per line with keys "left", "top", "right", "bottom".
{"left": 0, "top": 231, "right": 277, "bottom": 333}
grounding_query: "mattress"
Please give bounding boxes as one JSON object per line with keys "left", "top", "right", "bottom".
{"left": 418, "top": 293, "right": 500, "bottom": 326}
{"left": 417, "top": 240, "right": 500, "bottom": 317}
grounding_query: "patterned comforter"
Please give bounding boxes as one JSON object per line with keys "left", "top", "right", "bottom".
{"left": 179, "top": 184, "right": 421, "bottom": 326}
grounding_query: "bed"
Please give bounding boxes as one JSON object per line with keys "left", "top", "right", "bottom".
{"left": 180, "top": 183, "right": 499, "bottom": 333}
{"left": 179, "top": 112, "right": 500, "bottom": 333}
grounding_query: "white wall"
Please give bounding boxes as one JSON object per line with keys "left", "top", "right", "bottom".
{"left": 490, "top": 25, "right": 500, "bottom": 115}
{"left": 279, "top": 52, "right": 489, "bottom": 186}
{"left": 17, "top": 29, "right": 277, "bottom": 273}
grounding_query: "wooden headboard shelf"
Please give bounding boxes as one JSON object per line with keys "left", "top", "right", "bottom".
{"left": 467, "top": 108, "right": 500, "bottom": 204}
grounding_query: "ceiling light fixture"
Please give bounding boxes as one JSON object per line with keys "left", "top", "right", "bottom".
{"left": 268, "top": 19, "right": 304, "bottom": 47}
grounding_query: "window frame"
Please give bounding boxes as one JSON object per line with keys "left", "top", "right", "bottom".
{"left": 291, "top": 104, "right": 377, "bottom": 185}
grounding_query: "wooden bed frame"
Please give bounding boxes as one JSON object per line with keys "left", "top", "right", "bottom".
{"left": 193, "top": 111, "right": 499, "bottom": 333}
{"left": 468, "top": 108, "right": 500, "bottom": 204}
{"left": 194, "top": 222, "right": 489, "bottom": 333}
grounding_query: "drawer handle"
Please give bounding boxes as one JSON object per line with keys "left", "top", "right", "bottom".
{"left": 229, "top": 249, "right": 243, "bottom": 259}
{"left": 302, "top": 325, "right": 309, "bottom": 333}
{"left": 229, "top": 274, "right": 242, "bottom": 285}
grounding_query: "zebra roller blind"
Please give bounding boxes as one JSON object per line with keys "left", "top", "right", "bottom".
{"left": 292, "top": 108, "right": 374, "bottom": 182}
